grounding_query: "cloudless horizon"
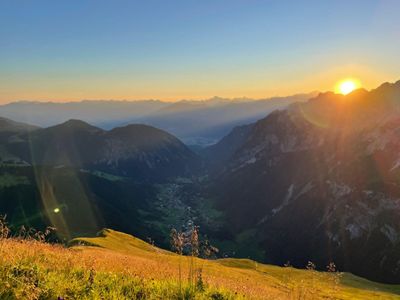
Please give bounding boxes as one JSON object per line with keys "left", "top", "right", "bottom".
{"left": 1, "top": 0, "right": 400, "bottom": 103}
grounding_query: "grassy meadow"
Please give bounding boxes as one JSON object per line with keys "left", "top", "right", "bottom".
{"left": 0, "top": 229, "right": 399, "bottom": 299}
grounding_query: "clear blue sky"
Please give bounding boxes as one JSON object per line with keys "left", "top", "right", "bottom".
{"left": 1, "top": 0, "right": 399, "bottom": 102}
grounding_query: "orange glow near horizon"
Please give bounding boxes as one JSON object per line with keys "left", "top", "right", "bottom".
{"left": 1, "top": 65, "right": 395, "bottom": 104}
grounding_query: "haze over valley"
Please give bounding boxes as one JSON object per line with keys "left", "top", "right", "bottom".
{"left": 0, "top": 93, "right": 316, "bottom": 147}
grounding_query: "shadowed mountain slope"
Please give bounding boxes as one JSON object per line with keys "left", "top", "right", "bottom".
{"left": 207, "top": 80, "right": 400, "bottom": 283}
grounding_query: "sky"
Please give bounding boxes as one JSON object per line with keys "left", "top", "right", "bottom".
{"left": 1, "top": 0, "right": 400, "bottom": 103}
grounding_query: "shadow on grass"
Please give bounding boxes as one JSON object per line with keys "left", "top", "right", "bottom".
{"left": 341, "top": 273, "right": 400, "bottom": 295}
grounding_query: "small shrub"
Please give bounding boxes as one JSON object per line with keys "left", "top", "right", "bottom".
{"left": 306, "top": 261, "right": 316, "bottom": 271}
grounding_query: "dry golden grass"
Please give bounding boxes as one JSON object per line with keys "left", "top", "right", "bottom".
{"left": 1, "top": 229, "right": 400, "bottom": 299}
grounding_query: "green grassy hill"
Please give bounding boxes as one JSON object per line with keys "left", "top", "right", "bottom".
{"left": 1, "top": 229, "right": 400, "bottom": 299}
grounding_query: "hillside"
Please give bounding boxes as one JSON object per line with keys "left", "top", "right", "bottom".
{"left": 1, "top": 229, "right": 400, "bottom": 299}
{"left": 0, "top": 117, "right": 40, "bottom": 134}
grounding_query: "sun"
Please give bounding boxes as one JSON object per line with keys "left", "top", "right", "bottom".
{"left": 336, "top": 79, "right": 360, "bottom": 95}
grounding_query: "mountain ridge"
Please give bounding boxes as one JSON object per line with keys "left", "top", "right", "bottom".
{"left": 0, "top": 119, "right": 196, "bottom": 180}
{"left": 205, "top": 79, "right": 400, "bottom": 283}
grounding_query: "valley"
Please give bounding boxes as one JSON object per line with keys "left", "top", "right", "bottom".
{"left": 2, "top": 1, "right": 400, "bottom": 298}
{"left": 1, "top": 80, "right": 400, "bottom": 289}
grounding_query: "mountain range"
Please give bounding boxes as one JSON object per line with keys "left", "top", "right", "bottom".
{"left": 0, "top": 93, "right": 316, "bottom": 146}
{"left": 0, "top": 82, "right": 400, "bottom": 284}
